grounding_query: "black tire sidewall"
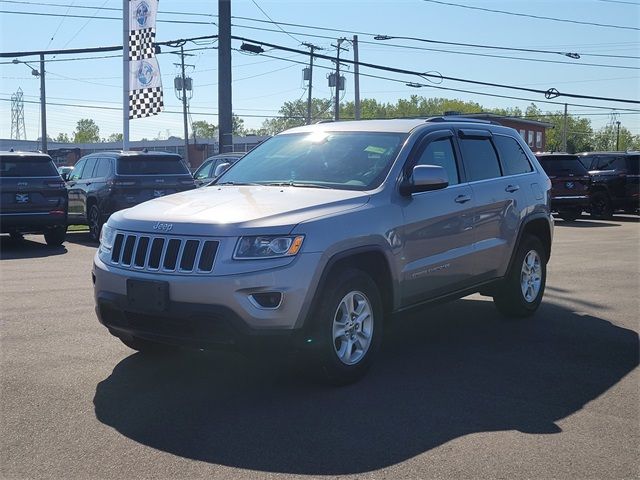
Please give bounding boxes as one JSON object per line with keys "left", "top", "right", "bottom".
{"left": 44, "top": 225, "right": 67, "bottom": 246}
{"left": 89, "top": 205, "right": 102, "bottom": 242}
{"left": 312, "top": 268, "right": 383, "bottom": 384}
{"left": 591, "top": 192, "right": 612, "bottom": 219}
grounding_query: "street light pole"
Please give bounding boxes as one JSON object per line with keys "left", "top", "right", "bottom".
{"left": 616, "top": 121, "right": 621, "bottom": 151}
{"left": 39, "top": 53, "right": 47, "bottom": 153}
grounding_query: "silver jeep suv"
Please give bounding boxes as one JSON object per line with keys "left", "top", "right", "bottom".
{"left": 93, "top": 118, "right": 553, "bottom": 384}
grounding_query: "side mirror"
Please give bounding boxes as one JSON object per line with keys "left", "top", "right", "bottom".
{"left": 400, "top": 165, "right": 448, "bottom": 196}
{"left": 60, "top": 172, "right": 69, "bottom": 181}
{"left": 213, "top": 162, "right": 231, "bottom": 178}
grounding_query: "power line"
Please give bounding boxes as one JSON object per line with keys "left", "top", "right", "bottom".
{"left": 421, "top": 0, "right": 640, "bottom": 31}
{"left": 231, "top": 22, "right": 640, "bottom": 69}
{"left": 249, "top": 0, "right": 301, "bottom": 44}
{"left": 232, "top": 35, "right": 640, "bottom": 105}
{"left": 0, "top": 9, "right": 215, "bottom": 25}
{"left": 60, "top": 0, "right": 112, "bottom": 50}
{"left": 0, "top": 0, "right": 216, "bottom": 17}
{"left": 595, "top": 0, "right": 640, "bottom": 5}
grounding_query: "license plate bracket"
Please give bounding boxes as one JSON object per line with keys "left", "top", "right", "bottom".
{"left": 126, "top": 279, "right": 169, "bottom": 312}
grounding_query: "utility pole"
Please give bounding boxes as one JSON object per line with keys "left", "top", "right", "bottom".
{"left": 332, "top": 38, "right": 347, "bottom": 121}
{"left": 302, "top": 43, "right": 318, "bottom": 125}
{"left": 562, "top": 103, "right": 568, "bottom": 152}
{"left": 616, "top": 121, "right": 621, "bottom": 150}
{"left": 218, "top": 0, "right": 232, "bottom": 153}
{"left": 353, "top": 35, "right": 361, "bottom": 120}
{"left": 173, "top": 46, "right": 194, "bottom": 166}
{"left": 39, "top": 54, "right": 47, "bottom": 152}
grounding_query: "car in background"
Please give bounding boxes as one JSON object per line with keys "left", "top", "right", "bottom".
{"left": 0, "top": 151, "right": 68, "bottom": 246}
{"left": 193, "top": 152, "right": 245, "bottom": 187}
{"left": 66, "top": 151, "right": 196, "bottom": 242}
{"left": 535, "top": 153, "right": 590, "bottom": 221}
{"left": 57, "top": 166, "right": 73, "bottom": 181}
{"left": 577, "top": 151, "right": 640, "bottom": 218}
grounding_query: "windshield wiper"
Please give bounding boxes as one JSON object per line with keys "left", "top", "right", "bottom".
{"left": 215, "top": 181, "right": 262, "bottom": 186}
{"left": 262, "top": 181, "right": 332, "bottom": 189}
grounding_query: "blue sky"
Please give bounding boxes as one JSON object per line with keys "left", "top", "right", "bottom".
{"left": 1, "top": 0, "right": 639, "bottom": 141}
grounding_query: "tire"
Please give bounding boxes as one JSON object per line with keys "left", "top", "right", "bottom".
{"left": 118, "top": 334, "right": 177, "bottom": 354}
{"left": 44, "top": 225, "right": 67, "bottom": 246}
{"left": 493, "top": 235, "right": 547, "bottom": 318}
{"left": 590, "top": 191, "right": 613, "bottom": 219}
{"left": 558, "top": 210, "right": 579, "bottom": 222}
{"left": 309, "top": 268, "right": 383, "bottom": 385}
{"left": 88, "top": 204, "right": 103, "bottom": 242}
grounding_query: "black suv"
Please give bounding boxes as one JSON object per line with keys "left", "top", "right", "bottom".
{"left": 0, "top": 151, "right": 68, "bottom": 245}
{"left": 535, "top": 153, "right": 591, "bottom": 221}
{"left": 67, "top": 151, "right": 196, "bottom": 241}
{"left": 578, "top": 151, "right": 640, "bottom": 218}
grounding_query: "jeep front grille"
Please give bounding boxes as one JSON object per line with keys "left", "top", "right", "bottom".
{"left": 110, "top": 233, "right": 219, "bottom": 273}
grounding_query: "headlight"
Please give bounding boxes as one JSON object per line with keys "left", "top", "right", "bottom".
{"left": 234, "top": 235, "right": 304, "bottom": 259}
{"left": 99, "top": 224, "right": 116, "bottom": 251}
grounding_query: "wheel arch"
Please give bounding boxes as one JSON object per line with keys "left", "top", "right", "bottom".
{"left": 507, "top": 215, "right": 553, "bottom": 275}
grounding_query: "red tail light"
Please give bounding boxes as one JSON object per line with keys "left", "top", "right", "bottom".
{"left": 49, "top": 209, "right": 65, "bottom": 216}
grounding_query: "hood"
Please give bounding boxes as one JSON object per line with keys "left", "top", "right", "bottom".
{"left": 110, "top": 185, "right": 370, "bottom": 236}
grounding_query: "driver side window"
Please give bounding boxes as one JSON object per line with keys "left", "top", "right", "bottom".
{"left": 416, "top": 138, "right": 459, "bottom": 185}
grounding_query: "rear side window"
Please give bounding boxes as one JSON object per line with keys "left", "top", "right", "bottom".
{"left": 538, "top": 157, "right": 588, "bottom": 176}
{"left": 117, "top": 156, "right": 189, "bottom": 175}
{"left": 93, "top": 158, "right": 112, "bottom": 179}
{"left": 578, "top": 156, "right": 594, "bottom": 170}
{"left": 458, "top": 138, "right": 501, "bottom": 182}
{"left": 415, "top": 137, "right": 459, "bottom": 185}
{"left": 627, "top": 155, "right": 639, "bottom": 175}
{"left": 0, "top": 156, "right": 58, "bottom": 177}
{"left": 493, "top": 135, "right": 533, "bottom": 176}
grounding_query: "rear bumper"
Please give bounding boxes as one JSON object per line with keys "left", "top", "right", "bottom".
{"left": 550, "top": 195, "right": 589, "bottom": 210}
{"left": 0, "top": 211, "right": 67, "bottom": 233}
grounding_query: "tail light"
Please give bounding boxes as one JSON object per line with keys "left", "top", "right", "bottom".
{"left": 49, "top": 209, "right": 65, "bottom": 216}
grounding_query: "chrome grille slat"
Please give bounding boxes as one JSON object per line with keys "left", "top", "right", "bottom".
{"left": 108, "top": 232, "right": 218, "bottom": 274}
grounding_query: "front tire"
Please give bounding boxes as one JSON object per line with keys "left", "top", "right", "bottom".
{"left": 558, "top": 210, "right": 579, "bottom": 222}
{"left": 88, "top": 204, "right": 103, "bottom": 242}
{"left": 590, "top": 191, "right": 613, "bottom": 219}
{"left": 44, "top": 225, "right": 67, "bottom": 246}
{"left": 493, "top": 235, "right": 547, "bottom": 318}
{"left": 118, "top": 334, "right": 177, "bottom": 354}
{"left": 310, "top": 268, "right": 383, "bottom": 385}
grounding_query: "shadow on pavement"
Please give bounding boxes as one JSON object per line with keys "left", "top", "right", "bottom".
{"left": 0, "top": 235, "right": 67, "bottom": 259}
{"left": 64, "top": 231, "right": 97, "bottom": 247}
{"left": 93, "top": 298, "right": 638, "bottom": 475}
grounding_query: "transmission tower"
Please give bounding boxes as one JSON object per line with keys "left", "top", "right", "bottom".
{"left": 10, "top": 88, "right": 26, "bottom": 140}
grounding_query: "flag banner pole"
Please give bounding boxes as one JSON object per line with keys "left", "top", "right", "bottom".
{"left": 122, "top": 0, "right": 130, "bottom": 151}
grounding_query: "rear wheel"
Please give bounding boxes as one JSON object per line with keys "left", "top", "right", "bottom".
{"left": 88, "top": 204, "right": 103, "bottom": 242}
{"left": 590, "top": 191, "right": 613, "bottom": 219}
{"left": 309, "top": 268, "right": 383, "bottom": 385}
{"left": 558, "top": 210, "right": 579, "bottom": 222}
{"left": 44, "top": 225, "right": 67, "bottom": 246}
{"left": 493, "top": 235, "right": 547, "bottom": 318}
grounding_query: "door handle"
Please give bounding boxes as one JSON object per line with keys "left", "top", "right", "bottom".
{"left": 455, "top": 194, "right": 472, "bottom": 204}
{"left": 505, "top": 184, "right": 520, "bottom": 193}
{"left": 85, "top": 182, "right": 92, "bottom": 186}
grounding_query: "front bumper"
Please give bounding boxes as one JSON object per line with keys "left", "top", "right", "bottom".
{"left": 93, "top": 251, "right": 322, "bottom": 349}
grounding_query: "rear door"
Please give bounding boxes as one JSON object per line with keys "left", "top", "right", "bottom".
{"left": 0, "top": 155, "right": 65, "bottom": 217}
{"left": 399, "top": 130, "right": 476, "bottom": 304}
{"left": 456, "top": 129, "right": 526, "bottom": 280}
{"left": 67, "top": 158, "right": 87, "bottom": 221}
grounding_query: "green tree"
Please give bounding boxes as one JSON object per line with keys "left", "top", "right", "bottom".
{"left": 73, "top": 119, "right": 100, "bottom": 143}
{"left": 592, "top": 124, "right": 639, "bottom": 151}
{"left": 105, "top": 133, "right": 123, "bottom": 143}
{"left": 232, "top": 113, "right": 246, "bottom": 136}
{"left": 260, "top": 98, "right": 332, "bottom": 135}
{"left": 192, "top": 120, "right": 217, "bottom": 139}
{"left": 54, "top": 132, "right": 71, "bottom": 143}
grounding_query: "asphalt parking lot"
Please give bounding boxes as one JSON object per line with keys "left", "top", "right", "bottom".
{"left": 1, "top": 216, "right": 638, "bottom": 480}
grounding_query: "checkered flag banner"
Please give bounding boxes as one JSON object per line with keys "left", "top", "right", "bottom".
{"left": 128, "top": 0, "right": 163, "bottom": 119}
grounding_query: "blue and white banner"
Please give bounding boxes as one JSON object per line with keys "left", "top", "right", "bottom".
{"left": 127, "top": 0, "right": 163, "bottom": 119}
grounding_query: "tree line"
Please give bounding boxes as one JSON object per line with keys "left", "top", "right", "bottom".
{"left": 54, "top": 95, "right": 640, "bottom": 152}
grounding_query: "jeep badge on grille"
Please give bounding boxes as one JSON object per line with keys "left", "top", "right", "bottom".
{"left": 153, "top": 222, "right": 173, "bottom": 232}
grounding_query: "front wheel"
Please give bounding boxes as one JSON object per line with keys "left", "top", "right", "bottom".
{"left": 310, "top": 268, "right": 383, "bottom": 385}
{"left": 88, "top": 205, "right": 103, "bottom": 242}
{"left": 44, "top": 225, "right": 67, "bottom": 246}
{"left": 493, "top": 235, "right": 547, "bottom": 318}
{"left": 558, "top": 210, "right": 579, "bottom": 222}
{"left": 590, "top": 191, "right": 613, "bottom": 219}
{"left": 118, "top": 334, "right": 177, "bottom": 354}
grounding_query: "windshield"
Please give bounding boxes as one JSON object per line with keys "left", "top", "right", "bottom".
{"left": 117, "top": 155, "right": 189, "bottom": 175}
{"left": 216, "top": 131, "right": 407, "bottom": 190}
{"left": 0, "top": 156, "right": 58, "bottom": 177}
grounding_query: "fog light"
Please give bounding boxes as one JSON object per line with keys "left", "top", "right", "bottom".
{"left": 250, "top": 292, "right": 283, "bottom": 309}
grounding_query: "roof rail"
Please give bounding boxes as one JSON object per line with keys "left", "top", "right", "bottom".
{"left": 425, "top": 116, "right": 497, "bottom": 125}
{"left": 315, "top": 119, "right": 334, "bottom": 124}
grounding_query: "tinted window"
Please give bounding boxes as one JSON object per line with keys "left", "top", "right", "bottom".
{"left": 597, "top": 156, "right": 627, "bottom": 171}
{"left": 627, "top": 155, "right": 639, "bottom": 175}
{"left": 93, "top": 158, "right": 111, "bottom": 179}
{"left": 81, "top": 157, "right": 98, "bottom": 179}
{"left": 218, "top": 132, "right": 407, "bottom": 191}
{"left": 538, "top": 157, "right": 588, "bottom": 176}
{"left": 494, "top": 135, "right": 533, "bottom": 176}
{"left": 69, "top": 159, "right": 86, "bottom": 181}
{"left": 459, "top": 138, "right": 502, "bottom": 181}
{"left": 578, "top": 156, "right": 594, "bottom": 170}
{"left": 416, "top": 137, "right": 459, "bottom": 185}
{"left": 117, "top": 155, "right": 189, "bottom": 175}
{"left": 0, "top": 156, "right": 58, "bottom": 177}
